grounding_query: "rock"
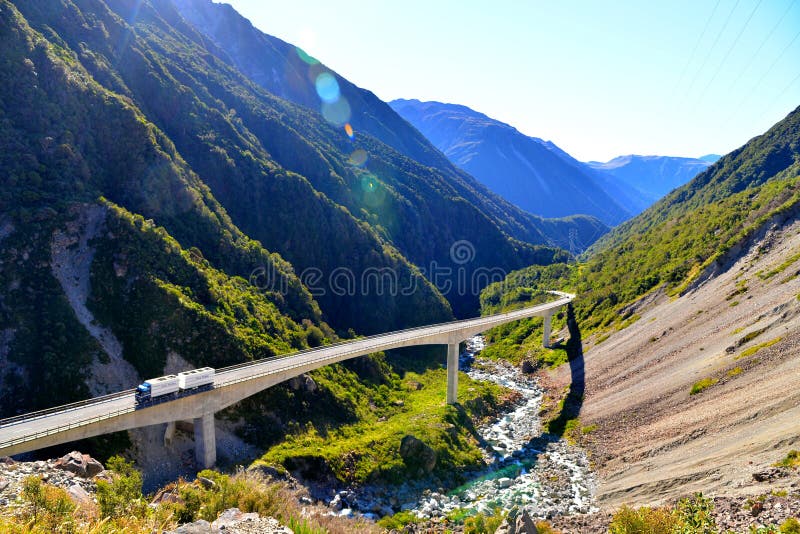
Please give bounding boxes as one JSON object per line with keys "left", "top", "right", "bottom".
{"left": 211, "top": 507, "right": 259, "bottom": 529}
{"left": 752, "top": 467, "right": 788, "bottom": 482}
{"left": 0, "top": 457, "right": 15, "bottom": 465}
{"left": 0, "top": 477, "right": 8, "bottom": 492}
{"left": 399, "top": 435, "right": 437, "bottom": 474}
{"left": 54, "top": 451, "right": 104, "bottom": 478}
{"left": 495, "top": 507, "right": 539, "bottom": 533}
{"left": 520, "top": 360, "right": 536, "bottom": 374}
{"left": 197, "top": 476, "right": 216, "bottom": 489}
{"left": 169, "top": 519, "right": 218, "bottom": 533}
{"left": 288, "top": 374, "right": 317, "bottom": 393}
{"left": 151, "top": 486, "right": 184, "bottom": 506}
{"left": 84, "top": 456, "right": 104, "bottom": 478}
{"left": 67, "top": 484, "right": 91, "bottom": 506}
{"left": 497, "top": 477, "right": 514, "bottom": 488}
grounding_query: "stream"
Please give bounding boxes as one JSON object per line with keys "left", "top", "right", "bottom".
{"left": 325, "top": 336, "right": 596, "bottom": 521}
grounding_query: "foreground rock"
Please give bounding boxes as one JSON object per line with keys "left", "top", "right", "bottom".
{"left": 167, "top": 508, "right": 294, "bottom": 533}
{"left": 0, "top": 453, "right": 106, "bottom": 507}
{"left": 399, "top": 435, "right": 437, "bottom": 475}
{"left": 54, "top": 450, "right": 104, "bottom": 478}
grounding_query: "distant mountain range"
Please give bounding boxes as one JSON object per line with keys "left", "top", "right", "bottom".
{"left": 390, "top": 99, "right": 715, "bottom": 220}
{"left": 588, "top": 155, "right": 715, "bottom": 208}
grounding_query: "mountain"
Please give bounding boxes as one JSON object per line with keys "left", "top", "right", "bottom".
{"left": 389, "top": 99, "right": 633, "bottom": 226}
{"left": 482, "top": 105, "right": 800, "bottom": 505}
{"left": 698, "top": 153, "right": 721, "bottom": 163}
{"left": 587, "top": 155, "right": 713, "bottom": 208}
{"left": 168, "top": 0, "right": 608, "bottom": 258}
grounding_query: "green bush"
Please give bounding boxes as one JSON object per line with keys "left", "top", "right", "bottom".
{"left": 781, "top": 517, "right": 800, "bottom": 534}
{"left": 464, "top": 508, "right": 505, "bottom": 534}
{"left": 609, "top": 504, "right": 677, "bottom": 534}
{"left": 20, "top": 476, "right": 76, "bottom": 533}
{"left": 690, "top": 378, "right": 718, "bottom": 395}
{"left": 96, "top": 455, "right": 147, "bottom": 519}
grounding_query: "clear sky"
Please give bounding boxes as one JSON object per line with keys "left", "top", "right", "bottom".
{"left": 225, "top": 0, "right": 799, "bottom": 162}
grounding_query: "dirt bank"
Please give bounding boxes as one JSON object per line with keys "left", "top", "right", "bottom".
{"left": 546, "top": 217, "right": 800, "bottom": 508}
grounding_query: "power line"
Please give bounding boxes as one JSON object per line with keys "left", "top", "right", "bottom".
{"left": 728, "top": 0, "right": 796, "bottom": 90}
{"left": 695, "top": 0, "right": 764, "bottom": 106}
{"left": 735, "top": 26, "right": 800, "bottom": 109}
{"left": 671, "top": 0, "right": 723, "bottom": 98}
{"left": 682, "top": 0, "right": 742, "bottom": 99}
{"left": 760, "top": 70, "right": 800, "bottom": 119}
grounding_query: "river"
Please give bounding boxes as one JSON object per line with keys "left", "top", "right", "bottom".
{"left": 328, "top": 335, "right": 596, "bottom": 521}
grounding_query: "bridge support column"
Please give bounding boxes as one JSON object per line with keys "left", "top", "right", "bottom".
{"left": 164, "top": 421, "right": 176, "bottom": 447}
{"left": 446, "top": 343, "right": 459, "bottom": 405}
{"left": 543, "top": 312, "right": 553, "bottom": 348}
{"left": 193, "top": 413, "right": 216, "bottom": 469}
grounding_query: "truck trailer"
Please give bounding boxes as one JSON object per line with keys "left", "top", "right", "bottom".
{"left": 135, "top": 367, "right": 215, "bottom": 408}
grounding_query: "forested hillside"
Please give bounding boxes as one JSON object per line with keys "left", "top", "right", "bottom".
{"left": 481, "top": 105, "right": 800, "bottom": 357}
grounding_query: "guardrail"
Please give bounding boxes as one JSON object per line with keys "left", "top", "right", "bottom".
{"left": 0, "top": 294, "right": 573, "bottom": 450}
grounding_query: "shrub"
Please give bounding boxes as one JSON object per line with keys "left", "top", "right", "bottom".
{"left": 609, "top": 504, "right": 677, "bottom": 534}
{"left": 690, "top": 378, "right": 718, "bottom": 395}
{"left": 781, "top": 517, "right": 800, "bottom": 534}
{"left": 464, "top": 508, "right": 506, "bottom": 534}
{"left": 377, "top": 511, "right": 419, "bottom": 530}
{"left": 96, "top": 455, "right": 147, "bottom": 519}
{"left": 675, "top": 493, "right": 716, "bottom": 533}
{"left": 20, "top": 476, "right": 76, "bottom": 532}
{"left": 776, "top": 450, "right": 800, "bottom": 469}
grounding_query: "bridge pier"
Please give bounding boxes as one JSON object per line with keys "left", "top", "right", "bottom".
{"left": 446, "top": 342, "right": 459, "bottom": 405}
{"left": 193, "top": 413, "right": 216, "bottom": 469}
{"left": 164, "top": 421, "right": 176, "bottom": 447}
{"left": 542, "top": 312, "right": 553, "bottom": 348}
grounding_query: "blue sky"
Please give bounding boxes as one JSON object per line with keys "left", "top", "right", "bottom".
{"left": 225, "top": 0, "right": 799, "bottom": 162}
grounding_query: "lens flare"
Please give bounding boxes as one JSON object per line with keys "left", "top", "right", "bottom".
{"left": 344, "top": 123, "right": 354, "bottom": 139}
{"left": 349, "top": 148, "right": 368, "bottom": 167}
{"left": 295, "top": 47, "right": 320, "bottom": 65}
{"left": 360, "top": 174, "right": 386, "bottom": 208}
{"left": 322, "top": 98, "right": 351, "bottom": 126}
{"left": 315, "top": 72, "right": 340, "bottom": 103}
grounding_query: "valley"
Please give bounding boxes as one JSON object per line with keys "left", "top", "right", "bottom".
{"left": 0, "top": 0, "right": 798, "bottom": 532}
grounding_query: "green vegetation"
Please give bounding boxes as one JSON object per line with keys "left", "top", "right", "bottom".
{"left": 0, "top": 458, "right": 375, "bottom": 533}
{"left": 690, "top": 378, "right": 719, "bottom": 395}
{"left": 775, "top": 450, "right": 800, "bottom": 469}
{"left": 727, "top": 367, "right": 743, "bottom": 377}
{"left": 738, "top": 337, "right": 783, "bottom": 360}
{"left": 256, "top": 363, "right": 514, "bottom": 483}
{"left": 463, "top": 508, "right": 506, "bottom": 533}
{"left": 757, "top": 250, "right": 800, "bottom": 280}
{"left": 609, "top": 493, "right": 716, "bottom": 534}
{"left": 479, "top": 103, "right": 800, "bottom": 371}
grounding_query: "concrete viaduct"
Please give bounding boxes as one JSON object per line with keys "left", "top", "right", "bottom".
{"left": 0, "top": 292, "right": 574, "bottom": 469}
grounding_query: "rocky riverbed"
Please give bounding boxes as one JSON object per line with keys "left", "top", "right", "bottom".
{"left": 321, "top": 336, "right": 596, "bottom": 522}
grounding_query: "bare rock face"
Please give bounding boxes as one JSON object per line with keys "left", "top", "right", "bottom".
{"left": 54, "top": 451, "right": 104, "bottom": 478}
{"left": 399, "top": 435, "right": 437, "bottom": 475}
{"left": 495, "top": 507, "right": 539, "bottom": 534}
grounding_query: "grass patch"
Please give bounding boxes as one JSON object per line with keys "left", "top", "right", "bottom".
{"left": 690, "top": 377, "right": 719, "bottom": 395}
{"left": 480, "top": 313, "right": 569, "bottom": 368}
{"left": 776, "top": 450, "right": 800, "bottom": 469}
{"left": 255, "top": 367, "right": 512, "bottom": 484}
{"left": 758, "top": 250, "right": 800, "bottom": 280}
{"left": 727, "top": 366, "right": 743, "bottom": 377}
{"left": 737, "top": 337, "right": 782, "bottom": 360}
{"left": 610, "top": 493, "right": 716, "bottom": 534}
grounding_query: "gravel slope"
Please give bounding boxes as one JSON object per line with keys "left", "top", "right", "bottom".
{"left": 553, "top": 217, "right": 800, "bottom": 507}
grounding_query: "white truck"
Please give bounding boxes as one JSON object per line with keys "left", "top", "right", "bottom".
{"left": 135, "top": 367, "right": 215, "bottom": 408}
{"left": 178, "top": 367, "right": 215, "bottom": 390}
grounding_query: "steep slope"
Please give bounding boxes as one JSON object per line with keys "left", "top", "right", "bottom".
{"left": 588, "top": 155, "right": 712, "bottom": 209}
{"left": 390, "top": 99, "right": 632, "bottom": 225}
{"left": 480, "top": 105, "right": 800, "bottom": 504}
{"left": 0, "top": 1, "right": 520, "bottom": 486}
{"left": 167, "top": 0, "right": 608, "bottom": 256}
{"left": 0, "top": 1, "right": 325, "bottom": 417}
